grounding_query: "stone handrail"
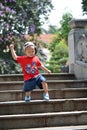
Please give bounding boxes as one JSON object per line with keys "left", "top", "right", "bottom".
{"left": 68, "top": 18, "right": 87, "bottom": 79}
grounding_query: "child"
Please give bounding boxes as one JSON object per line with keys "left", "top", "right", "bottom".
{"left": 10, "top": 42, "right": 51, "bottom": 101}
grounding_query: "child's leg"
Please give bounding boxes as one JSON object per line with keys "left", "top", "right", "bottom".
{"left": 41, "top": 81, "right": 50, "bottom": 101}
{"left": 36, "top": 75, "right": 50, "bottom": 101}
{"left": 24, "top": 79, "right": 36, "bottom": 101}
{"left": 25, "top": 91, "right": 31, "bottom": 97}
{"left": 25, "top": 91, "right": 31, "bottom": 101}
{"left": 41, "top": 81, "right": 49, "bottom": 94}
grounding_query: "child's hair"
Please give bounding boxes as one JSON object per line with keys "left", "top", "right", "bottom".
{"left": 23, "top": 42, "right": 37, "bottom": 54}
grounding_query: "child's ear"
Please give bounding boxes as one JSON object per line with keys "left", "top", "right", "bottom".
{"left": 35, "top": 46, "right": 37, "bottom": 54}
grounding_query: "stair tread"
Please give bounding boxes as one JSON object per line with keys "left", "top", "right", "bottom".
{"left": 0, "top": 87, "right": 87, "bottom": 92}
{"left": 0, "top": 73, "right": 75, "bottom": 76}
{"left": 0, "top": 73, "right": 87, "bottom": 129}
{"left": 0, "top": 110, "right": 87, "bottom": 118}
{"left": 0, "top": 97, "right": 87, "bottom": 104}
{"left": 11, "top": 125, "right": 87, "bottom": 130}
{"left": 0, "top": 79, "right": 87, "bottom": 83}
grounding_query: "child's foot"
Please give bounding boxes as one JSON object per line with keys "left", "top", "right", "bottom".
{"left": 43, "top": 93, "right": 50, "bottom": 101}
{"left": 25, "top": 96, "right": 31, "bottom": 102}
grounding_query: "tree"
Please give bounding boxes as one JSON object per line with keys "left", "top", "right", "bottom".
{"left": 48, "top": 12, "right": 72, "bottom": 73}
{"left": 0, "top": 0, "right": 53, "bottom": 47}
{"left": 82, "top": 0, "right": 87, "bottom": 14}
{"left": 58, "top": 12, "right": 72, "bottom": 43}
{"left": 49, "top": 12, "right": 72, "bottom": 52}
{"left": 0, "top": 0, "right": 53, "bottom": 36}
{"left": 0, "top": 0, "right": 53, "bottom": 74}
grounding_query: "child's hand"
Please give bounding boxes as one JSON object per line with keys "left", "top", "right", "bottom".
{"left": 10, "top": 44, "right": 14, "bottom": 50}
{"left": 47, "top": 69, "right": 51, "bottom": 74}
{"left": 10, "top": 44, "right": 17, "bottom": 60}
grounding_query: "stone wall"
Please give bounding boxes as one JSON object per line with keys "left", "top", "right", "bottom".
{"left": 68, "top": 19, "right": 87, "bottom": 79}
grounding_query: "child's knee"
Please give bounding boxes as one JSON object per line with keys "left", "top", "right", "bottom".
{"left": 41, "top": 81, "right": 48, "bottom": 87}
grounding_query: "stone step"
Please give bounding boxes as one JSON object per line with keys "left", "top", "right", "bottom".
{"left": 0, "top": 98, "right": 87, "bottom": 115}
{"left": 0, "top": 73, "right": 75, "bottom": 81}
{"left": 0, "top": 111, "right": 87, "bottom": 129}
{"left": 0, "top": 73, "right": 86, "bottom": 130}
{"left": 10, "top": 125, "right": 87, "bottom": 130}
{"left": 0, "top": 88, "right": 87, "bottom": 102}
{"left": 0, "top": 79, "right": 87, "bottom": 90}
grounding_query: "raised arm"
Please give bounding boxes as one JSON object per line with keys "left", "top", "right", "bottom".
{"left": 40, "top": 64, "right": 51, "bottom": 74}
{"left": 10, "top": 44, "right": 17, "bottom": 61}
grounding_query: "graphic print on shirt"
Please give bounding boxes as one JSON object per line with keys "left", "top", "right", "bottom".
{"left": 25, "top": 62, "right": 37, "bottom": 74}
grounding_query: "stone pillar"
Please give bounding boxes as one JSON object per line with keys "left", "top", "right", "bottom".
{"left": 68, "top": 19, "right": 87, "bottom": 79}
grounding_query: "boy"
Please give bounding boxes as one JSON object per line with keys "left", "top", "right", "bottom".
{"left": 10, "top": 42, "right": 51, "bottom": 101}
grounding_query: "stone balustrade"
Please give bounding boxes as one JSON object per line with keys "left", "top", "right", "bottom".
{"left": 68, "top": 18, "right": 87, "bottom": 79}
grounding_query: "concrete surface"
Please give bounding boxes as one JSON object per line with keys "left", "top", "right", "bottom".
{"left": 11, "top": 125, "right": 87, "bottom": 130}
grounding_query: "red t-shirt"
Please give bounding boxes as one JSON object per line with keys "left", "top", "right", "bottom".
{"left": 17, "top": 56, "right": 42, "bottom": 81}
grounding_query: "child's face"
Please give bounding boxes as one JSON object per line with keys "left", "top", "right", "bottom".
{"left": 24, "top": 46, "right": 35, "bottom": 57}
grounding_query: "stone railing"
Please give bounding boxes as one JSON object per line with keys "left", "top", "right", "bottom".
{"left": 68, "top": 19, "right": 87, "bottom": 79}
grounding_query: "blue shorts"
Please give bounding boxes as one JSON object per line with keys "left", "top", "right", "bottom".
{"left": 23, "top": 74, "right": 46, "bottom": 92}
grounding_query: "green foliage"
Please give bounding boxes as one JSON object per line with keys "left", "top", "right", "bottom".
{"left": 0, "top": 37, "right": 23, "bottom": 74}
{"left": 48, "top": 12, "right": 72, "bottom": 49}
{"left": 46, "top": 56, "right": 68, "bottom": 73}
{"left": 0, "top": 59, "right": 22, "bottom": 74}
{"left": 0, "top": 0, "right": 53, "bottom": 35}
{"left": 58, "top": 12, "right": 72, "bottom": 42}
{"left": 49, "top": 34, "right": 61, "bottom": 52}
{"left": 48, "top": 40, "right": 68, "bottom": 73}
{"left": 82, "top": 0, "right": 87, "bottom": 14}
{"left": 51, "top": 40, "right": 68, "bottom": 62}
{"left": 47, "top": 62, "right": 61, "bottom": 73}
{"left": 48, "top": 12, "right": 72, "bottom": 73}
{"left": 0, "top": 0, "right": 53, "bottom": 74}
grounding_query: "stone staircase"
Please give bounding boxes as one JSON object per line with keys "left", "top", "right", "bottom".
{"left": 0, "top": 73, "right": 87, "bottom": 129}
